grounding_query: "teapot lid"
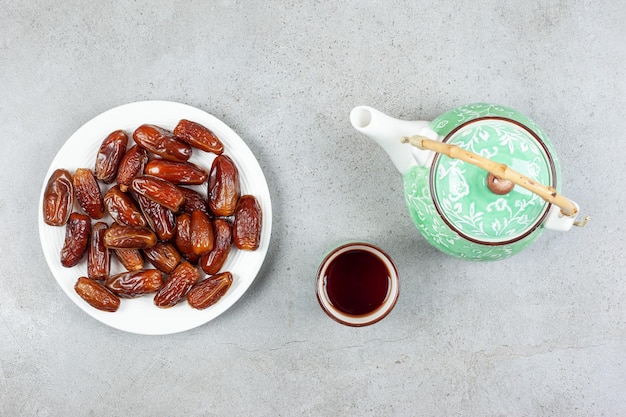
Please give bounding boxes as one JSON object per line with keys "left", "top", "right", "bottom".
{"left": 430, "top": 116, "right": 557, "bottom": 245}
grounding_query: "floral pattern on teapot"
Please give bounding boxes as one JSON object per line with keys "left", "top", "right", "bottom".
{"left": 403, "top": 103, "right": 562, "bottom": 260}
{"left": 404, "top": 165, "right": 537, "bottom": 260}
{"left": 433, "top": 119, "right": 553, "bottom": 240}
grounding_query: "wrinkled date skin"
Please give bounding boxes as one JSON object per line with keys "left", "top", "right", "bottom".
{"left": 191, "top": 210, "right": 214, "bottom": 255}
{"left": 103, "top": 223, "right": 157, "bottom": 249}
{"left": 208, "top": 155, "right": 240, "bottom": 217}
{"left": 154, "top": 261, "right": 199, "bottom": 308}
{"left": 187, "top": 272, "right": 233, "bottom": 310}
{"left": 114, "top": 248, "right": 144, "bottom": 271}
{"left": 178, "top": 186, "right": 211, "bottom": 217}
{"left": 104, "top": 185, "right": 146, "bottom": 227}
{"left": 143, "top": 242, "right": 181, "bottom": 274}
{"left": 135, "top": 193, "right": 177, "bottom": 241}
{"left": 233, "top": 195, "right": 262, "bottom": 251}
{"left": 88, "top": 222, "right": 110, "bottom": 281}
{"left": 95, "top": 130, "right": 128, "bottom": 183}
{"left": 75, "top": 277, "right": 120, "bottom": 312}
{"left": 51, "top": 119, "right": 261, "bottom": 314}
{"left": 61, "top": 213, "right": 91, "bottom": 268}
{"left": 116, "top": 145, "right": 149, "bottom": 192}
{"left": 133, "top": 124, "right": 192, "bottom": 162}
{"left": 174, "top": 213, "right": 199, "bottom": 264}
{"left": 200, "top": 218, "right": 232, "bottom": 275}
{"left": 43, "top": 169, "right": 74, "bottom": 226}
{"left": 144, "top": 159, "right": 208, "bottom": 185}
{"left": 73, "top": 168, "right": 105, "bottom": 219}
{"left": 131, "top": 175, "right": 185, "bottom": 212}
{"left": 173, "top": 119, "right": 224, "bottom": 154}
{"left": 105, "top": 269, "right": 163, "bottom": 298}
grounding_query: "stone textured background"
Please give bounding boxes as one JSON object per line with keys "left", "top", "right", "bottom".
{"left": 2, "top": 0, "right": 625, "bottom": 415}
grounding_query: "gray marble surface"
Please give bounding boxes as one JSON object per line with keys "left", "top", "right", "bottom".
{"left": 2, "top": 1, "right": 625, "bottom": 416}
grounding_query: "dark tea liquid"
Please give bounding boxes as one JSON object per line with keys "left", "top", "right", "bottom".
{"left": 324, "top": 249, "right": 390, "bottom": 316}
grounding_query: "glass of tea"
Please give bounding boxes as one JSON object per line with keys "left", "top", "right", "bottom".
{"left": 316, "top": 242, "right": 399, "bottom": 326}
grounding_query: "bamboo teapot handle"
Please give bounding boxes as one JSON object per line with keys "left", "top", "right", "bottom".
{"left": 401, "top": 136, "right": 588, "bottom": 225}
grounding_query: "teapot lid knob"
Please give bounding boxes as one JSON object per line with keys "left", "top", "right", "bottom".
{"left": 486, "top": 173, "right": 514, "bottom": 195}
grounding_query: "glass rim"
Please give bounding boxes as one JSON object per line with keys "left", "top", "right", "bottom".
{"left": 315, "top": 242, "right": 399, "bottom": 327}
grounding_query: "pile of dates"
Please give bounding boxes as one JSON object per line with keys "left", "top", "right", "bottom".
{"left": 43, "top": 119, "right": 262, "bottom": 313}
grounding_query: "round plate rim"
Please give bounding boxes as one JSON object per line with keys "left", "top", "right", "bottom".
{"left": 38, "top": 100, "right": 272, "bottom": 335}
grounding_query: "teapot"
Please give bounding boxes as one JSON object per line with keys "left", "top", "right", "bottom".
{"left": 350, "top": 103, "right": 588, "bottom": 261}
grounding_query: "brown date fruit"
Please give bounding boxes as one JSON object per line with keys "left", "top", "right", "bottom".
{"left": 104, "top": 185, "right": 146, "bottom": 227}
{"left": 134, "top": 193, "right": 177, "bottom": 241}
{"left": 233, "top": 195, "right": 262, "bottom": 251}
{"left": 116, "top": 145, "right": 149, "bottom": 192}
{"left": 208, "top": 155, "right": 240, "bottom": 217}
{"left": 200, "top": 219, "right": 232, "bottom": 275}
{"left": 173, "top": 119, "right": 224, "bottom": 154}
{"left": 114, "top": 248, "right": 144, "bottom": 271}
{"left": 187, "top": 272, "right": 233, "bottom": 310}
{"left": 87, "top": 222, "right": 110, "bottom": 281}
{"left": 61, "top": 213, "right": 91, "bottom": 268}
{"left": 154, "top": 261, "right": 199, "bottom": 308}
{"left": 94, "top": 130, "right": 128, "bottom": 183}
{"left": 105, "top": 269, "right": 163, "bottom": 298}
{"left": 73, "top": 168, "right": 105, "bottom": 219}
{"left": 75, "top": 277, "right": 120, "bottom": 312}
{"left": 174, "top": 213, "right": 199, "bottom": 264}
{"left": 178, "top": 186, "right": 211, "bottom": 217}
{"left": 191, "top": 210, "right": 214, "bottom": 255}
{"left": 43, "top": 169, "right": 74, "bottom": 226}
{"left": 143, "top": 242, "right": 181, "bottom": 274}
{"left": 133, "top": 124, "right": 192, "bottom": 162}
{"left": 130, "top": 175, "right": 185, "bottom": 212}
{"left": 144, "top": 159, "right": 208, "bottom": 185}
{"left": 103, "top": 223, "right": 157, "bottom": 249}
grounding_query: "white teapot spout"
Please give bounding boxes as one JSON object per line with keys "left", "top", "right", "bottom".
{"left": 350, "top": 106, "right": 438, "bottom": 174}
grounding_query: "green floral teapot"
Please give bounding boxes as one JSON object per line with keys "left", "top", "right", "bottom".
{"left": 350, "top": 103, "right": 588, "bottom": 261}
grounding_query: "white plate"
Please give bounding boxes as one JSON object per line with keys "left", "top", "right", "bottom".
{"left": 38, "top": 101, "right": 272, "bottom": 335}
